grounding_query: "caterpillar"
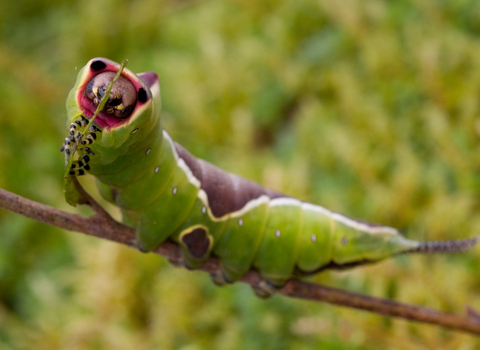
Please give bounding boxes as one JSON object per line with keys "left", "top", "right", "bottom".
{"left": 62, "top": 57, "right": 479, "bottom": 296}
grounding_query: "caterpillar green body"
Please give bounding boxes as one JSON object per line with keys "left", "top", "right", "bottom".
{"left": 62, "top": 58, "right": 478, "bottom": 292}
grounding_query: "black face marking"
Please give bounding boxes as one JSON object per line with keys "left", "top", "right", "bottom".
{"left": 138, "top": 88, "right": 147, "bottom": 103}
{"left": 90, "top": 60, "right": 106, "bottom": 71}
{"left": 181, "top": 227, "right": 211, "bottom": 259}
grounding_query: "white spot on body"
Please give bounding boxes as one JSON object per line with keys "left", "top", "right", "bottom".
{"left": 131, "top": 128, "right": 139, "bottom": 134}
{"left": 310, "top": 234, "right": 317, "bottom": 243}
{"left": 146, "top": 148, "right": 151, "bottom": 155}
{"left": 275, "top": 229, "right": 281, "bottom": 238}
{"left": 201, "top": 206, "right": 207, "bottom": 214}
{"left": 172, "top": 187, "right": 178, "bottom": 194}
{"left": 238, "top": 218, "right": 243, "bottom": 226}
{"left": 154, "top": 166, "right": 159, "bottom": 173}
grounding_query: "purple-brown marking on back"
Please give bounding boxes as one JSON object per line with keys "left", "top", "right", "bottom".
{"left": 181, "top": 227, "right": 211, "bottom": 259}
{"left": 174, "top": 143, "right": 287, "bottom": 217}
{"left": 137, "top": 72, "right": 158, "bottom": 89}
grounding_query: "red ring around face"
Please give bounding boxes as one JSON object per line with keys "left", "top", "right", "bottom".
{"left": 77, "top": 58, "right": 152, "bottom": 129}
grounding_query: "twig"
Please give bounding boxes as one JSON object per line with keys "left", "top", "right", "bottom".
{"left": 0, "top": 186, "right": 479, "bottom": 336}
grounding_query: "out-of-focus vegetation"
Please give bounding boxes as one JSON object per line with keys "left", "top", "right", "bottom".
{"left": 1, "top": 0, "right": 480, "bottom": 348}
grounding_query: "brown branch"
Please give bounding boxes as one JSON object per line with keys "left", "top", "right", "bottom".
{"left": 0, "top": 186, "right": 479, "bottom": 336}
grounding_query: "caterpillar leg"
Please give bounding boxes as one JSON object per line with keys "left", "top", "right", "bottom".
{"left": 83, "top": 147, "right": 95, "bottom": 156}
{"left": 81, "top": 125, "right": 102, "bottom": 145}
{"left": 167, "top": 256, "right": 187, "bottom": 268}
{"left": 69, "top": 116, "right": 89, "bottom": 136}
{"left": 210, "top": 270, "right": 232, "bottom": 287}
{"left": 209, "top": 264, "right": 251, "bottom": 287}
{"left": 69, "top": 154, "right": 91, "bottom": 176}
{"left": 61, "top": 116, "right": 98, "bottom": 155}
{"left": 60, "top": 135, "right": 76, "bottom": 155}
{"left": 209, "top": 268, "right": 282, "bottom": 299}
{"left": 252, "top": 280, "right": 283, "bottom": 299}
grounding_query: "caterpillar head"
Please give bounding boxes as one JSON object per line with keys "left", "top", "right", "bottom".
{"left": 66, "top": 57, "right": 160, "bottom": 140}
{"left": 64, "top": 58, "right": 161, "bottom": 206}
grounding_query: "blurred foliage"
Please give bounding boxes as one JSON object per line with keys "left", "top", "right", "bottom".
{"left": 1, "top": 0, "right": 480, "bottom": 348}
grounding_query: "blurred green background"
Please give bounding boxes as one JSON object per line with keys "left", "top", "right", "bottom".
{"left": 1, "top": 0, "right": 480, "bottom": 348}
